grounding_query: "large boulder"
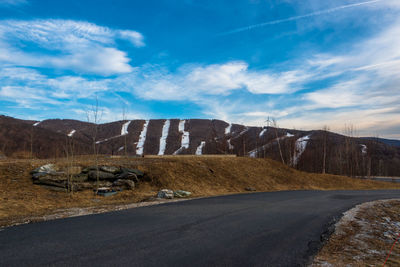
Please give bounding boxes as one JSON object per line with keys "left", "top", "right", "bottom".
{"left": 88, "top": 170, "right": 116, "bottom": 180}
{"left": 113, "top": 179, "right": 135, "bottom": 190}
{"left": 31, "top": 164, "right": 58, "bottom": 174}
{"left": 157, "top": 189, "right": 174, "bottom": 199}
{"left": 115, "top": 172, "right": 139, "bottom": 183}
{"left": 121, "top": 168, "right": 144, "bottom": 178}
{"left": 71, "top": 174, "right": 89, "bottom": 182}
{"left": 100, "top": 166, "right": 121, "bottom": 174}
{"left": 174, "top": 190, "right": 192, "bottom": 198}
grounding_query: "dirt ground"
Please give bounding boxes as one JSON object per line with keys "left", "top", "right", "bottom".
{"left": 1, "top": 155, "right": 400, "bottom": 228}
{"left": 312, "top": 199, "right": 400, "bottom": 266}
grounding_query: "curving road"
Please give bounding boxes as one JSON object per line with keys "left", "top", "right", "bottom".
{"left": 1, "top": 190, "right": 399, "bottom": 266}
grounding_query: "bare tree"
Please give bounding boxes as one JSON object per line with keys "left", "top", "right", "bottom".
{"left": 64, "top": 134, "right": 75, "bottom": 193}
{"left": 86, "top": 96, "right": 102, "bottom": 194}
{"left": 272, "top": 118, "right": 285, "bottom": 165}
{"left": 322, "top": 125, "right": 330, "bottom": 174}
{"left": 122, "top": 105, "right": 128, "bottom": 157}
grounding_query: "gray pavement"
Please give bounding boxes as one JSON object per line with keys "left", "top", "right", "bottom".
{"left": 1, "top": 190, "right": 399, "bottom": 266}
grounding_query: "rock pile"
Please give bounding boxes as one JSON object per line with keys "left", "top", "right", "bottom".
{"left": 31, "top": 164, "right": 145, "bottom": 192}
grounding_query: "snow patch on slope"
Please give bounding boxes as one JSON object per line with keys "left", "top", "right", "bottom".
{"left": 259, "top": 128, "right": 267, "bottom": 137}
{"left": 121, "top": 121, "right": 132, "bottom": 136}
{"left": 158, "top": 120, "right": 170, "bottom": 155}
{"left": 67, "top": 130, "right": 76, "bottom": 137}
{"left": 227, "top": 139, "right": 234, "bottom": 150}
{"left": 360, "top": 144, "right": 367, "bottom": 155}
{"left": 195, "top": 141, "right": 206, "bottom": 155}
{"left": 291, "top": 135, "right": 311, "bottom": 166}
{"left": 136, "top": 120, "right": 149, "bottom": 156}
{"left": 225, "top": 123, "right": 232, "bottom": 135}
{"left": 248, "top": 132, "right": 295, "bottom": 158}
{"left": 174, "top": 120, "right": 190, "bottom": 155}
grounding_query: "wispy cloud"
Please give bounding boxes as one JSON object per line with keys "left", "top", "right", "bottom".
{"left": 0, "top": 19, "right": 144, "bottom": 75}
{"left": 0, "top": 0, "right": 27, "bottom": 7}
{"left": 220, "top": 0, "right": 383, "bottom": 35}
{"left": 122, "top": 62, "right": 308, "bottom": 101}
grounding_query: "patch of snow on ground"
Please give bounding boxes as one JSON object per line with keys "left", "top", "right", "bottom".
{"left": 136, "top": 120, "right": 149, "bottom": 156}
{"left": 227, "top": 139, "right": 234, "bottom": 150}
{"left": 121, "top": 121, "right": 132, "bottom": 136}
{"left": 158, "top": 120, "right": 170, "bottom": 155}
{"left": 195, "top": 141, "right": 206, "bottom": 155}
{"left": 33, "top": 121, "right": 41, "bottom": 127}
{"left": 67, "top": 130, "right": 76, "bottom": 137}
{"left": 248, "top": 133, "right": 296, "bottom": 158}
{"left": 259, "top": 128, "right": 267, "bottom": 137}
{"left": 225, "top": 123, "right": 232, "bottom": 135}
{"left": 291, "top": 135, "right": 310, "bottom": 166}
{"left": 174, "top": 120, "right": 190, "bottom": 155}
{"left": 360, "top": 144, "right": 367, "bottom": 155}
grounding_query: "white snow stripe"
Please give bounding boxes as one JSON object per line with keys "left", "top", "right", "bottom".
{"left": 121, "top": 121, "right": 132, "bottom": 136}
{"left": 225, "top": 123, "right": 232, "bottom": 135}
{"left": 291, "top": 135, "right": 311, "bottom": 166}
{"left": 360, "top": 144, "right": 367, "bottom": 155}
{"left": 259, "top": 128, "right": 267, "bottom": 137}
{"left": 136, "top": 120, "right": 149, "bottom": 156}
{"left": 248, "top": 133, "right": 296, "bottom": 158}
{"left": 67, "top": 129, "right": 76, "bottom": 137}
{"left": 158, "top": 120, "right": 170, "bottom": 155}
{"left": 195, "top": 141, "right": 206, "bottom": 155}
{"left": 173, "top": 120, "right": 190, "bottom": 155}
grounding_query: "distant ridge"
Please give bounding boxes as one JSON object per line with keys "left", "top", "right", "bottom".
{"left": 1, "top": 115, "right": 399, "bottom": 176}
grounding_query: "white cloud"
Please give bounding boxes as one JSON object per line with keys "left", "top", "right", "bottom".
{"left": 0, "top": 0, "right": 27, "bottom": 6}
{"left": 125, "top": 61, "right": 307, "bottom": 101}
{"left": 0, "top": 19, "right": 144, "bottom": 75}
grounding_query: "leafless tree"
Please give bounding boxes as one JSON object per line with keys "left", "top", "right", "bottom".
{"left": 122, "top": 105, "right": 128, "bottom": 157}
{"left": 272, "top": 118, "right": 285, "bottom": 165}
{"left": 64, "top": 135, "right": 75, "bottom": 193}
{"left": 86, "top": 96, "right": 102, "bottom": 194}
{"left": 322, "top": 125, "right": 330, "bottom": 174}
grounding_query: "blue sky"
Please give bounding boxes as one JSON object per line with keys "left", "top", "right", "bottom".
{"left": 0, "top": 0, "right": 399, "bottom": 139}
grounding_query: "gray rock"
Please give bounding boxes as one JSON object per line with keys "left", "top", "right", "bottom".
{"left": 88, "top": 170, "right": 116, "bottom": 180}
{"left": 97, "top": 181, "right": 113, "bottom": 188}
{"left": 34, "top": 177, "right": 66, "bottom": 188}
{"left": 100, "top": 166, "right": 121, "bottom": 174}
{"left": 113, "top": 179, "right": 135, "bottom": 190}
{"left": 32, "top": 172, "right": 48, "bottom": 180}
{"left": 81, "top": 166, "right": 98, "bottom": 173}
{"left": 174, "top": 190, "right": 192, "bottom": 198}
{"left": 115, "top": 172, "right": 139, "bottom": 182}
{"left": 157, "top": 189, "right": 174, "bottom": 199}
{"left": 71, "top": 174, "right": 89, "bottom": 182}
{"left": 32, "top": 164, "right": 58, "bottom": 174}
{"left": 121, "top": 168, "right": 144, "bottom": 178}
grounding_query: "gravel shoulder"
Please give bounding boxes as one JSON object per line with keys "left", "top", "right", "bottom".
{"left": 312, "top": 199, "right": 400, "bottom": 266}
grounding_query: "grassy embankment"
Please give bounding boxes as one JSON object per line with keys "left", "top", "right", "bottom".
{"left": 1, "top": 155, "right": 400, "bottom": 227}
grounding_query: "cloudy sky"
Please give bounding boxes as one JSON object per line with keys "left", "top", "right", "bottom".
{"left": 0, "top": 0, "right": 399, "bottom": 139}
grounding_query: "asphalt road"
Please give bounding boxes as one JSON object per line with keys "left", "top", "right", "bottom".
{"left": 1, "top": 190, "right": 399, "bottom": 267}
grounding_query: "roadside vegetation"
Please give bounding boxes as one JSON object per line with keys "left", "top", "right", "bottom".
{"left": 1, "top": 155, "right": 400, "bottom": 228}
{"left": 313, "top": 199, "right": 400, "bottom": 266}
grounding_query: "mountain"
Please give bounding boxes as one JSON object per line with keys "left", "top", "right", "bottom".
{"left": 1, "top": 115, "right": 399, "bottom": 176}
{"left": 360, "top": 137, "right": 400, "bottom": 147}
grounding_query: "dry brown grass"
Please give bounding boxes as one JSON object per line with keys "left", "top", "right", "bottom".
{"left": 1, "top": 155, "right": 400, "bottom": 228}
{"left": 313, "top": 200, "right": 400, "bottom": 266}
